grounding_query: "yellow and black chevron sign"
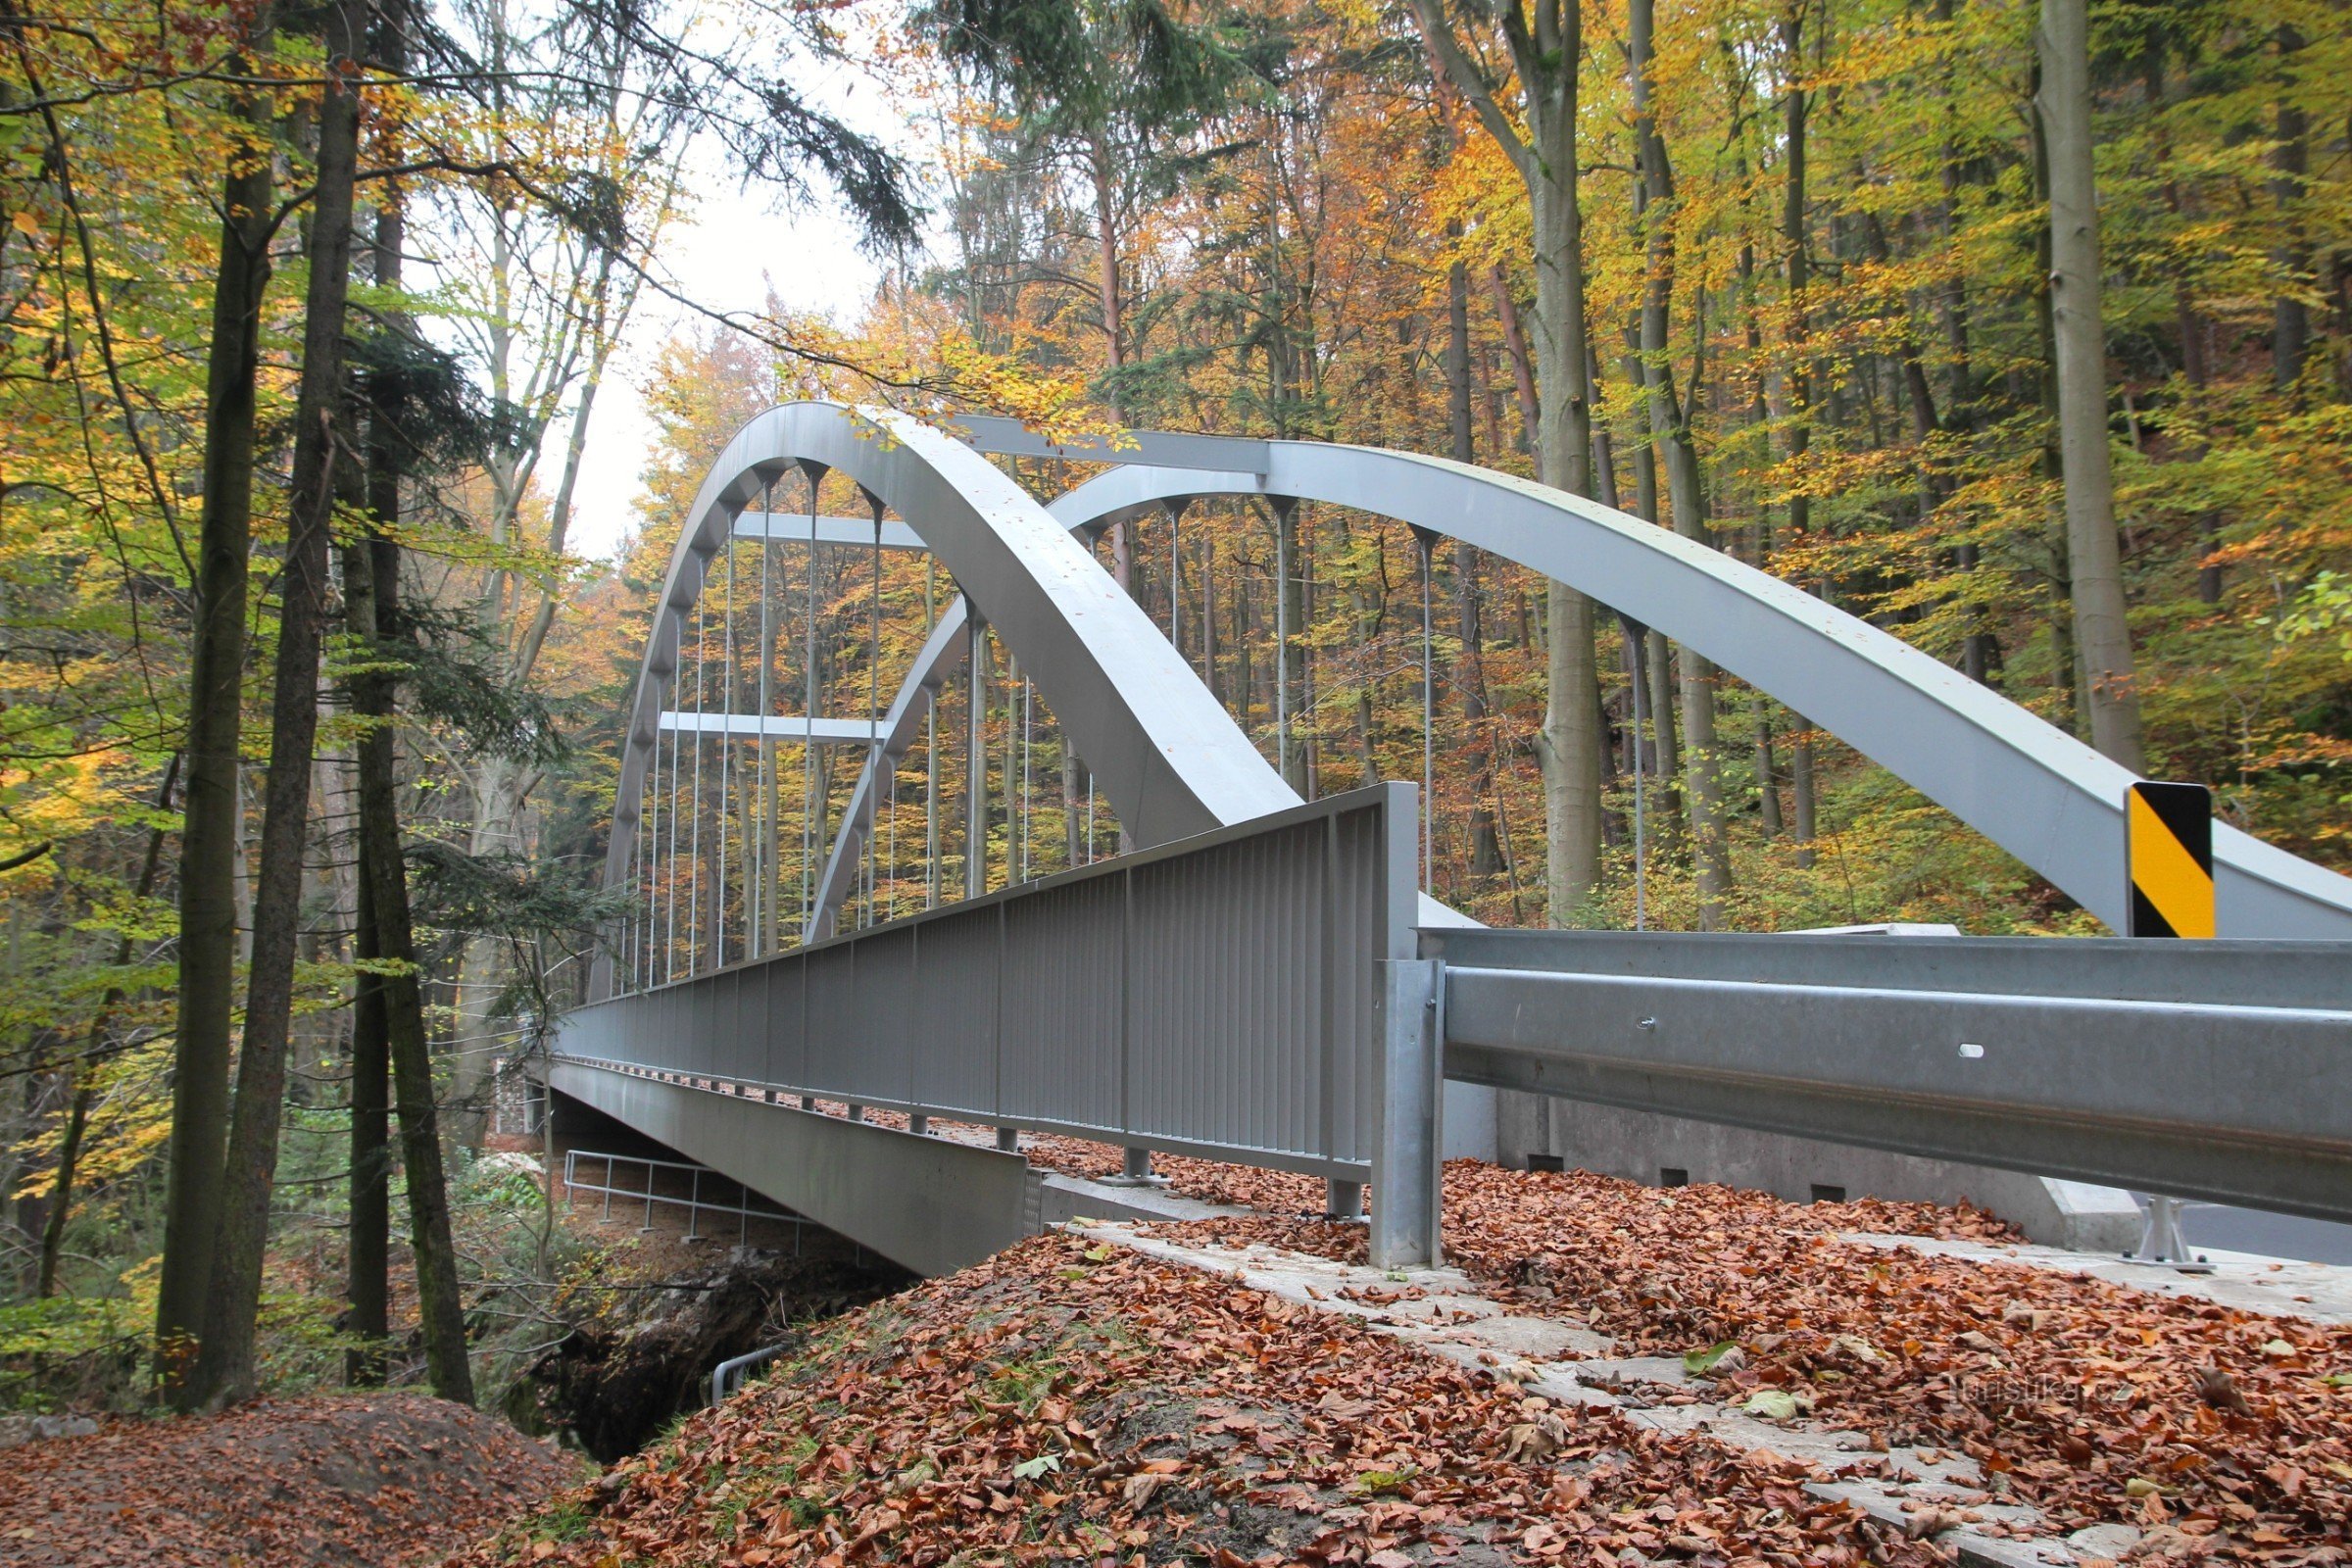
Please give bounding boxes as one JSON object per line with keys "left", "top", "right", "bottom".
{"left": 2127, "top": 781, "right": 2214, "bottom": 938}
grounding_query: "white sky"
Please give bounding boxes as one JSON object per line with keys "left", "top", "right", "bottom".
{"left": 563, "top": 52, "right": 931, "bottom": 563}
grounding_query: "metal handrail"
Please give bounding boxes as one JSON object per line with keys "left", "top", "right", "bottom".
{"left": 561, "top": 1149, "right": 806, "bottom": 1250}
{"left": 709, "top": 1343, "right": 792, "bottom": 1406}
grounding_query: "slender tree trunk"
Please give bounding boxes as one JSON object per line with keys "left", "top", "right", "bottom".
{"left": 1489, "top": 268, "right": 1540, "bottom": 462}
{"left": 2036, "top": 0, "right": 2143, "bottom": 769}
{"left": 1783, "top": 2, "right": 1818, "bottom": 864}
{"left": 1090, "top": 140, "right": 1135, "bottom": 592}
{"left": 43, "top": 767, "right": 176, "bottom": 1298}
{"left": 359, "top": 522, "right": 475, "bottom": 1403}
{"left": 2270, "top": 25, "right": 2308, "bottom": 395}
{"left": 1446, "top": 252, "right": 1503, "bottom": 879}
{"left": 195, "top": 0, "right": 367, "bottom": 1408}
{"left": 1526, "top": 3, "right": 1602, "bottom": 925}
{"left": 347, "top": 840, "right": 388, "bottom": 1382}
{"left": 343, "top": 207, "right": 406, "bottom": 1385}
{"left": 1632, "top": 0, "right": 1732, "bottom": 924}
{"left": 156, "top": 7, "right": 276, "bottom": 1393}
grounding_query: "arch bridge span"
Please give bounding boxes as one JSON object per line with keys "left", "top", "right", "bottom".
{"left": 552, "top": 401, "right": 2352, "bottom": 1278}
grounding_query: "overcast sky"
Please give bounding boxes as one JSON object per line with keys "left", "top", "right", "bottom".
{"left": 563, "top": 61, "right": 920, "bottom": 563}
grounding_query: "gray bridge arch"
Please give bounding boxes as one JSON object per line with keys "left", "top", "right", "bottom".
{"left": 562, "top": 400, "right": 2352, "bottom": 1276}
{"left": 608, "top": 398, "right": 2352, "bottom": 1000}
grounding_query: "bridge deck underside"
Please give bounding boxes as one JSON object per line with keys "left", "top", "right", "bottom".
{"left": 549, "top": 1060, "right": 1040, "bottom": 1277}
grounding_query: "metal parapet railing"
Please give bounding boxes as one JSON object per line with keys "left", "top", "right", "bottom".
{"left": 562, "top": 1149, "right": 808, "bottom": 1250}
{"left": 560, "top": 785, "right": 1421, "bottom": 1195}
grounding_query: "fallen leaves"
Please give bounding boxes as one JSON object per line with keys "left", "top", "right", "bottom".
{"left": 4, "top": 1392, "right": 584, "bottom": 1568}
{"left": 1165, "top": 1161, "right": 2352, "bottom": 1561}
{"left": 446, "top": 1231, "right": 1951, "bottom": 1568}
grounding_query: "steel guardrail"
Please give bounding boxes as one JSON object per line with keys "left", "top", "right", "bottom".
{"left": 1421, "top": 927, "right": 2352, "bottom": 1222}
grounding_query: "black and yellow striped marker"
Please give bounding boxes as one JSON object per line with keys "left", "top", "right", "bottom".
{"left": 2127, "top": 781, "right": 2214, "bottom": 938}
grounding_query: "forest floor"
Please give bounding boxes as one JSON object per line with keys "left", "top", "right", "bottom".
{"left": 0, "top": 1390, "right": 584, "bottom": 1567}
{"left": 12, "top": 1145, "right": 2345, "bottom": 1568}
{"left": 446, "top": 1156, "right": 2350, "bottom": 1568}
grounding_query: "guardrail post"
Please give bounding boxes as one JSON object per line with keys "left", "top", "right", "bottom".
{"left": 1371, "top": 957, "right": 1444, "bottom": 1270}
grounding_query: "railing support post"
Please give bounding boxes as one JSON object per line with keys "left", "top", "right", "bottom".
{"left": 995, "top": 1126, "right": 1019, "bottom": 1152}
{"left": 1371, "top": 957, "right": 1444, "bottom": 1270}
{"left": 1325, "top": 1180, "right": 1364, "bottom": 1221}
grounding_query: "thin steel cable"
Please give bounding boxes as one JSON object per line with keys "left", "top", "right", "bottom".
{"left": 966, "top": 611, "right": 986, "bottom": 899}
{"left": 1624, "top": 616, "right": 1647, "bottom": 932}
{"left": 691, "top": 595, "right": 706, "bottom": 973}
{"left": 1167, "top": 507, "right": 1180, "bottom": 647}
{"left": 757, "top": 479, "right": 774, "bottom": 955}
{"left": 1002, "top": 652, "right": 1016, "bottom": 886}
{"left": 1020, "top": 673, "right": 1032, "bottom": 882}
{"left": 1274, "top": 501, "right": 1289, "bottom": 783}
{"left": 801, "top": 476, "right": 817, "bottom": 940}
{"left": 663, "top": 674, "right": 679, "bottom": 983}
{"left": 868, "top": 511, "right": 881, "bottom": 926}
{"left": 720, "top": 537, "right": 733, "bottom": 964}
{"left": 1419, "top": 533, "right": 1434, "bottom": 893}
{"left": 924, "top": 557, "right": 937, "bottom": 909}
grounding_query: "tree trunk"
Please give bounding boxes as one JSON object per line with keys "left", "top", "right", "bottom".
{"left": 360, "top": 516, "right": 475, "bottom": 1403}
{"left": 2270, "top": 25, "right": 2308, "bottom": 395}
{"left": 2036, "top": 0, "right": 2143, "bottom": 770}
{"left": 157, "top": 6, "right": 276, "bottom": 1393}
{"left": 44, "top": 766, "right": 176, "bottom": 1298}
{"left": 194, "top": 0, "right": 365, "bottom": 1408}
{"left": 1415, "top": 0, "right": 1601, "bottom": 923}
{"left": 1526, "top": 5, "right": 1601, "bottom": 925}
{"left": 1632, "top": 0, "right": 1732, "bottom": 924}
{"left": 347, "top": 834, "right": 389, "bottom": 1383}
{"left": 1446, "top": 255, "right": 1504, "bottom": 879}
{"left": 1090, "top": 141, "right": 1135, "bottom": 592}
{"left": 343, "top": 195, "right": 407, "bottom": 1383}
{"left": 1783, "top": 2, "right": 1818, "bottom": 865}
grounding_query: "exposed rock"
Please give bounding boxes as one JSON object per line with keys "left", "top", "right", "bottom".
{"left": 523, "top": 1244, "right": 908, "bottom": 1460}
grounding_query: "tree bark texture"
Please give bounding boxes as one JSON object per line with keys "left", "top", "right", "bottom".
{"left": 2035, "top": 0, "right": 2144, "bottom": 770}
{"left": 1632, "top": 0, "right": 1733, "bottom": 924}
{"left": 156, "top": 7, "right": 276, "bottom": 1390}
{"left": 194, "top": 0, "right": 367, "bottom": 1407}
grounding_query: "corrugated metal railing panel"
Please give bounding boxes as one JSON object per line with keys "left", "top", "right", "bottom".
{"left": 858, "top": 925, "right": 920, "bottom": 1108}
{"left": 1127, "top": 825, "right": 1321, "bottom": 1158}
{"left": 1001, "top": 880, "right": 1123, "bottom": 1134}
{"left": 763, "top": 954, "right": 805, "bottom": 1090}
{"left": 806, "top": 943, "right": 863, "bottom": 1098}
{"left": 556, "top": 782, "right": 1411, "bottom": 1179}
{"left": 906, "top": 913, "right": 1000, "bottom": 1118}
{"left": 1325, "top": 803, "right": 1402, "bottom": 1165}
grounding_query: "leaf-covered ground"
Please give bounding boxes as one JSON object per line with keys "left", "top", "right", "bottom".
{"left": 454, "top": 1228, "right": 1950, "bottom": 1568}
{"left": 3, "top": 1391, "right": 585, "bottom": 1567}
{"left": 1017, "top": 1136, "right": 2024, "bottom": 1245}
{"left": 1175, "top": 1163, "right": 2352, "bottom": 1562}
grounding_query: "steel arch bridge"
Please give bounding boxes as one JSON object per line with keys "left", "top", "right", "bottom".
{"left": 549, "top": 400, "right": 2352, "bottom": 1277}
